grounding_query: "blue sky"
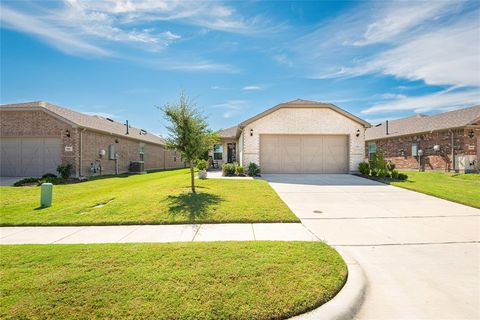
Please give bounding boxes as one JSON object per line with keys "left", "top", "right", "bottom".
{"left": 1, "top": 0, "right": 479, "bottom": 136}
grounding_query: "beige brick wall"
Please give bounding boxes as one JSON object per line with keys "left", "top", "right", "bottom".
{"left": 240, "top": 107, "right": 366, "bottom": 172}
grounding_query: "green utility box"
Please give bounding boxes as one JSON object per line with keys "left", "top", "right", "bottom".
{"left": 40, "top": 183, "right": 53, "bottom": 208}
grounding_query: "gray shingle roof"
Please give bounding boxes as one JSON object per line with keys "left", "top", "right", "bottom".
{"left": 365, "top": 105, "right": 480, "bottom": 141}
{"left": 219, "top": 125, "right": 239, "bottom": 139}
{"left": 0, "top": 101, "right": 166, "bottom": 145}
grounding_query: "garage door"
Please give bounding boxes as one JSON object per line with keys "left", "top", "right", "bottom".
{"left": 0, "top": 137, "right": 62, "bottom": 177}
{"left": 260, "top": 135, "right": 348, "bottom": 173}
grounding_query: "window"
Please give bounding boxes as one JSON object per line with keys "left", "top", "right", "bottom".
{"left": 367, "top": 142, "right": 377, "bottom": 161}
{"left": 214, "top": 144, "right": 223, "bottom": 160}
{"left": 139, "top": 143, "right": 145, "bottom": 161}
{"left": 411, "top": 143, "right": 418, "bottom": 156}
{"left": 174, "top": 150, "right": 177, "bottom": 162}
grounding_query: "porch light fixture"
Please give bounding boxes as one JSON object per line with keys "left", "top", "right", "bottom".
{"left": 65, "top": 129, "right": 70, "bottom": 137}
{"left": 468, "top": 130, "right": 475, "bottom": 139}
{"left": 433, "top": 145, "right": 440, "bottom": 152}
{"left": 115, "top": 139, "right": 119, "bottom": 143}
{"left": 356, "top": 129, "right": 360, "bottom": 137}
{"left": 250, "top": 129, "right": 253, "bottom": 136}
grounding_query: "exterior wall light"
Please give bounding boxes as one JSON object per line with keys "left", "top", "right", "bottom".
{"left": 65, "top": 129, "right": 70, "bottom": 137}
{"left": 433, "top": 145, "right": 440, "bottom": 152}
{"left": 356, "top": 129, "right": 360, "bottom": 137}
{"left": 250, "top": 129, "right": 253, "bottom": 136}
{"left": 468, "top": 130, "right": 475, "bottom": 139}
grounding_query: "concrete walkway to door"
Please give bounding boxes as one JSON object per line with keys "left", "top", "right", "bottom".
{"left": 263, "top": 174, "right": 480, "bottom": 320}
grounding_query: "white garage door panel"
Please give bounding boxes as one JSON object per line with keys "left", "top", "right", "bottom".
{"left": 0, "top": 138, "right": 62, "bottom": 176}
{"left": 260, "top": 134, "right": 348, "bottom": 174}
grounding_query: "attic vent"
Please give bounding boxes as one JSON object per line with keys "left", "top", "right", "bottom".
{"left": 140, "top": 129, "right": 147, "bottom": 135}
{"left": 106, "top": 118, "right": 114, "bottom": 122}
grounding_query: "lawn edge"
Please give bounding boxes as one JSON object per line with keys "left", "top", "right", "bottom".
{"left": 289, "top": 248, "right": 366, "bottom": 320}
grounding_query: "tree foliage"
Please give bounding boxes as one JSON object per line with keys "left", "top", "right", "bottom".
{"left": 161, "top": 93, "right": 219, "bottom": 192}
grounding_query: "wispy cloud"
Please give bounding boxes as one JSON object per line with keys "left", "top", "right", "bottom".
{"left": 82, "top": 111, "right": 117, "bottom": 118}
{"left": 242, "top": 86, "right": 262, "bottom": 91}
{"left": 212, "top": 100, "right": 248, "bottom": 118}
{"left": 362, "top": 88, "right": 480, "bottom": 114}
{"left": 0, "top": 5, "right": 109, "bottom": 56}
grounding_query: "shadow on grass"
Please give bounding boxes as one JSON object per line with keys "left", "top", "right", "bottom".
{"left": 166, "top": 192, "right": 223, "bottom": 221}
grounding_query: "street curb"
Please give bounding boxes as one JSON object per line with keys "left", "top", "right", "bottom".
{"left": 289, "top": 248, "right": 366, "bottom": 320}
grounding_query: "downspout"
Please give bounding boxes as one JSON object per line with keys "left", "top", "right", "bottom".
{"left": 449, "top": 129, "right": 455, "bottom": 172}
{"left": 79, "top": 128, "right": 86, "bottom": 177}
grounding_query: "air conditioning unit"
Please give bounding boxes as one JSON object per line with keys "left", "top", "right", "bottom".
{"left": 129, "top": 161, "right": 145, "bottom": 174}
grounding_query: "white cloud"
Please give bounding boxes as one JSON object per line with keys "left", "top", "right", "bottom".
{"left": 82, "top": 111, "right": 117, "bottom": 118}
{"left": 0, "top": 5, "right": 109, "bottom": 56}
{"left": 348, "top": 18, "right": 480, "bottom": 87}
{"left": 362, "top": 88, "right": 480, "bottom": 114}
{"left": 212, "top": 100, "right": 248, "bottom": 118}
{"left": 242, "top": 86, "right": 262, "bottom": 91}
{"left": 353, "top": 1, "right": 458, "bottom": 46}
{"left": 61, "top": 0, "right": 272, "bottom": 35}
{"left": 293, "top": 1, "right": 479, "bottom": 89}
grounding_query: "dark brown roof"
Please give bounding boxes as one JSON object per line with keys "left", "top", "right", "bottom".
{"left": 219, "top": 125, "right": 239, "bottom": 139}
{"left": 0, "top": 101, "right": 166, "bottom": 145}
{"left": 365, "top": 105, "right": 480, "bottom": 141}
{"left": 239, "top": 99, "right": 371, "bottom": 128}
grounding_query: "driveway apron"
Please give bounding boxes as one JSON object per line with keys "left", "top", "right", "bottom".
{"left": 263, "top": 174, "right": 480, "bottom": 320}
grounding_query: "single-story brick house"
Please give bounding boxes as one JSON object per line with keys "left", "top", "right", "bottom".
{"left": 365, "top": 105, "right": 480, "bottom": 172}
{"left": 0, "top": 101, "right": 185, "bottom": 177}
{"left": 215, "top": 99, "right": 371, "bottom": 173}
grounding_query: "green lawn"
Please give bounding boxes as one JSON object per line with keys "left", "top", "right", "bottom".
{"left": 389, "top": 171, "right": 480, "bottom": 208}
{"left": 0, "top": 169, "right": 298, "bottom": 226}
{"left": 0, "top": 241, "right": 346, "bottom": 320}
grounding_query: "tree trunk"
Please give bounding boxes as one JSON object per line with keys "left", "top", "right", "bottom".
{"left": 190, "top": 160, "right": 195, "bottom": 193}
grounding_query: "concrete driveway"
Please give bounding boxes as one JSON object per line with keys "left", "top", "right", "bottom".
{"left": 264, "top": 174, "right": 480, "bottom": 320}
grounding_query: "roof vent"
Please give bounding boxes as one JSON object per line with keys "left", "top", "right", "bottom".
{"left": 140, "top": 129, "right": 147, "bottom": 135}
{"left": 106, "top": 118, "right": 114, "bottom": 122}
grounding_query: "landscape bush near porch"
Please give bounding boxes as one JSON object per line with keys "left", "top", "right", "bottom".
{"left": 359, "top": 150, "right": 408, "bottom": 181}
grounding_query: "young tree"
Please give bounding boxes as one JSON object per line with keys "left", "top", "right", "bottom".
{"left": 161, "top": 94, "right": 219, "bottom": 193}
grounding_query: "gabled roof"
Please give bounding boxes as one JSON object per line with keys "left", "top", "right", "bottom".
{"left": 239, "top": 99, "right": 370, "bottom": 128}
{"left": 219, "top": 125, "right": 240, "bottom": 139}
{"left": 365, "top": 105, "right": 480, "bottom": 141}
{"left": 0, "top": 101, "right": 166, "bottom": 145}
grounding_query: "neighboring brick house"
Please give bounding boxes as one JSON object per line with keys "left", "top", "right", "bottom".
{"left": 365, "top": 106, "right": 480, "bottom": 173}
{"left": 0, "top": 101, "right": 185, "bottom": 177}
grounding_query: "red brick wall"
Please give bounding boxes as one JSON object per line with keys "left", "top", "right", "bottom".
{"left": 0, "top": 109, "right": 79, "bottom": 174}
{"left": 1, "top": 109, "right": 185, "bottom": 177}
{"left": 366, "top": 128, "right": 479, "bottom": 171}
{"left": 80, "top": 130, "right": 184, "bottom": 176}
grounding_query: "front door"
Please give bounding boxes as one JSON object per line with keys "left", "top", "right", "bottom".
{"left": 227, "top": 143, "right": 236, "bottom": 163}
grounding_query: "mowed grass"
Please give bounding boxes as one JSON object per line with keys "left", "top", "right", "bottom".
{"left": 0, "top": 242, "right": 347, "bottom": 320}
{"left": 390, "top": 171, "right": 480, "bottom": 208}
{"left": 0, "top": 169, "right": 298, "bottom": 225}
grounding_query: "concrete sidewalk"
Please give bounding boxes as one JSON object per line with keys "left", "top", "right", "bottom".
{"left": 0, "top": 223, "right": 318, "bottom": 244}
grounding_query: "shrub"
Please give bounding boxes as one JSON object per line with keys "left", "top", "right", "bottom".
{"left": 391, "top": 170, "right": 399, "bottom": 180}
{"left": 37, "top": 176, "right": 63, "bottom": 185}
{"left": 236, "top": 165, "right": 244, "bottom": 175}
{"left": 386, "top": 161, "right": 396, "bottom": 172}
{"left": 196, "top": 159, "right": 208, "bottom": 171}
{"left": 397, "top": 173, "right": 408, "bottom": 181}
{"left": 13, "top": 177, "right": 40, "bottom": 187}
{"left": 222, "top": 163, "right": 236, "bottom": 176}
{"left": 247, "top": 162, "right": 261, "bottom": 176}
{"left": 358, "top": 162, "right": 370, "bottom": 175}
{"left": 57, "top": 164, "right": 73, "bottom": 179}
{"left": 373, "top": 151, "right": 388, "bottom": 178}
{"left": 41, "top": 173, "right": 57, "bottom": 179}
